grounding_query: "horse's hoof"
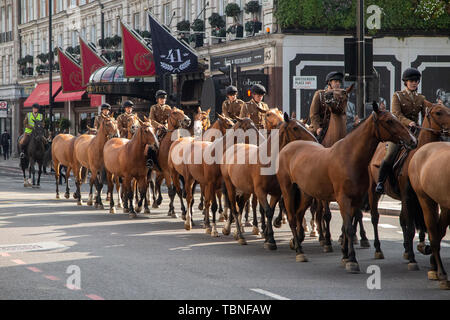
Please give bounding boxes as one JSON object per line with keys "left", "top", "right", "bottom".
{"left": 252, "top": 226, "right": 259, "bottom": 235}
{"left": 167, "top": 211, "right": 172, "bottom": 217}
{"left": 374, "top": 251, "right": 384, "bottom": 260}
{"left": 218, "top": 214, "right": 225, "bottom": 222}
{"left": 181, "top": 214, "right": 186, "bottom": 221}
{"left": 87, "top": 200, "right": 93, "bottom": 206}
{"left": 77, "top": 201, "right": 82, "bottom": 206}
{"left": 417, "top": 243, "right": 432, "bottom": 255}
{"left": 296, "top": 254, "right": 308, "bottom": 262}
{"left": 289, "top": 239, "right": 295, "bottom": 250}
{"left": 211, "top": 230, "right": 219, "bottom": 237}
{"left": 123, "top": 208, "right": 130, "bottom": 214}
{"left": 222, "top": 228, "right": 230, "bottom": 236}
{"left": 64, "top": 192, "right": 70, "bottom": 199}
{"left": 408, "top": 263, "right": 419, "bottom": 271}
{"left": 245, "top": 221, "right": 252, "bottom": 228}
{"left": 73, "top": 193, "right": 77, "bottom": 199}
{"left": 341, "top": 258, "right": 349, "bottom": 266}
{"left": 353, "top": 237, "right": 359, "bottom": 245}
{"left": 144, "top": 208, "right": 151, "bottom": 214}
{"left": 319, "top": 240, "right": 326, "bottom": 246}
{"left": 110, "top": 207, "right": 116, "bottom": 214}
{"left": 309, "top": 230, "right": 317, "bottom": 237}
{"left": 439, "top": 280, "right": 450, "bottom": 290}
{"left": 273, "top": 219, "right": 282, "bottom": 228}
{"left": 171, "top": 212, "right": 179, "bottom": 219}
{"left": 98, "top": 204, "right": 104, "bottom": 210}
{"left": 345, "top": 262, "right": 360, "bottom": 273}
{"left": 184, "top": 223, "right": 191, "bottom": 231}
{"left": 238, "top": 238, "right": 247, "bottom": 245}
{"left": 360, "top": 239, "right": 371, "bottom": 248}
{"left": 135, "top": 206, "right": 142, "bottom": 213}
{"left": 198, "top": 203, "right": 204, "bottom": 211}
{"left": 94, "top": 203, "right": 98, "bottom": 209}
{"left": 428, "top": 271, "right": 439, "bottom": 281}
{"left": 152, "top": 203, "right": 159, "bottom": 209}
{"left": 56, "top": 194, "right": 60, "bottom": 199}
{"left": 403, "top": 252, "right": 409, "bottom": 260}
{"left": 282, "top": 218, "right": 287, "bottom": 224}
{"left": 323, "top": 245, "right": 333, "bottom": 253}
{"left": 264, "top": 242, "right": 277, "bottom": 250}
{"left": 233, "top": 232, "right": 239, "bottom": 240}
{"left": 129, "top": 212, "right": 137, "bottom": 219}
{"left": 205, "top": 227, "right": 211, "bottom": 235}
{"left": 106, "top": 195, "right": 110, "bottom": 202}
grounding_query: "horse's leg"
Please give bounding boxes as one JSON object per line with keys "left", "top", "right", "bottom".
{"left": 293, "top": 191, "right": 313, "bottom": 261}
{"left": 55, "top": 161, "right": 61, "bottom": 199}
{"left": 74, "top": 166, "right": 83, "bottom": 205}
{"left": 114, "top": 176, "right": 122, "bottom": 208}
{"left": 338, "top": 195, "right": 359, "bottom": 273}
{"left": 107, "top": 171, "right": 116, "bottom": 214}
{"left": 259, "top": 192, "right": 279, "bottom": 250}
{"left": 222, "top": 179, "right": 246, "bottom": 245}
{"left": 37, "top": 161, "right": 42, "bottom": 187}
{"left": 247, "top": 194, "right": 257, "bottom": 228}
{"left": 87, "top": 174, "right": 95, "bottom": 206}
{"left": 357, "top": 209, "right": 370, "bottom": 247}
{"left": 235, "top": 194, "right": 250, "bottom": 239}
{"left": 217, "top": 191, "right": 226, "bottom": 222}
{"left": 156, "top": 174, "right": 164, "bottom": 206}
{"left": 184, "top": 176, "right": 195, "bottom": 231}
{"left": 368, "top": 181, "right": 384, "bottom": 259}
{"left": 402, "top": 195, "right": 419, "bottom": 271}
{"left": 95, "top": 172, "right": 105, "bottom": 210}
{"left": 203, "top": 183, "right": 213, "bottom": 235}
{"left": 171, "top": 173, "right": 186, "bottom": 220}
{"left": 322, "top": 202, "right": 333, "bottom": 253}
{"left": 309, "top": 199, "right": 318, "bottom": 237}
{"left": 29, "top": 158, "right": 35, "bottom": 186}
{"left": 252, "top": 195, "right": 261, "bottom": 235}
{"left": 274, "top": 197, "right": 284, "bottom": 228}
{"left": 417, "top": 229, "right": 431, "bottom": 255}
{"left": 142, "top": 178, "right": 151, "bottom": 214}
{"left": 210, "top": 189, "right": 219, "bottom": 237}
{"left": 125, "top": 177, "right": 136, "bottom": 218}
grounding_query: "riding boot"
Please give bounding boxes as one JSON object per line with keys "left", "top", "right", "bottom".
{"left": 375, "top": 160, "right": 391, "bottom": 194}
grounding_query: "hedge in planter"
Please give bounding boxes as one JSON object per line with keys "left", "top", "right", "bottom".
{"left": 226, "top": 3, "right": 241, "bottom": 23}
{"left": 244, "top": 1, "right": 261, "bottom": 15}
{"left": 177, "top": 20, "right": 191, "bottom": 31}
{"left": 209, "top": 13, "right": 226, "bottom": 29}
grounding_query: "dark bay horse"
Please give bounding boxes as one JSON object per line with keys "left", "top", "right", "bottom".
{"left": 368, "top": 103, "right": 450, "bottom": 267}
{"left": 221, "top": 113, "right": 317, "bottom": 248}
{"left": 21, "top": 121, "right": 47, "bottom": 188}
{"left": 408, "top": 141, "right": 450, "bottom": 290}
{"left": 277, "top": 103, "right": 416, "bottom": 273}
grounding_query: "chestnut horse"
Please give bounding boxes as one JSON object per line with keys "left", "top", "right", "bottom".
{"left": 104, "top": 119, "right": 159, "bottom": 217}
{"left": 368, "top": 103, "right": 450, "bottom": 267}
{"left": 221, "top": 113, "right": 317, "bottom": 248}
{"left": 168, "top": 113, "right": 234, "bottom": 231}
{"left": 73, "top": 114, "right": 119, "bottom": 208}
{"left": 52, "top": 133, "right": 76, "bottom": 200}
{"left": 277, "top": 103, "right": 416, "bottom": 273}
{"left": 408, "top": 141, "right": 450, "bottom": 290}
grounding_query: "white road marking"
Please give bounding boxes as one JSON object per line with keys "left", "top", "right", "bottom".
{"left": 378, "top": 224, "right": 397, "bottom": 229}
{"left": 441, "top": 242, "right": 450, "bottom": 248}
{"left": 250, "top": 288, "right": 290, "bottom": 300}
{"left": 0, "top": 242, "right": 65, "bottom": 253}
{"left": 363, "top": 217, "right": 371, "bottom": 222}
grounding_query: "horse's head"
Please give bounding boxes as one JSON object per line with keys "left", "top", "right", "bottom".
{"left": 424, "top": 102, "right": 450, "bottom": 136}
{"left": 32, "top": 121, "right": 45, "bottom": 137}
{"left": 232, "top": 116, "right": 258, "bottom": 132}
{"left": 138, "top": 117, "right": 159, "bottom": 150}
{"left": 278, "top": 112, "right": 317, "bottom": 148}
{"left": 168, "top": 107, "right": 191, "bottom": 129}
{"left": 371, "top": 101, "right": 417, "bottom": 149}
{"left": 86, "top": 126, "right": 97, "bottom": 135}
{"left": 127, "top": 114, "right": 141, "bottom": 138}
{"left": 100, "top": 114, "right": 119, "bottom": 139}
{"left": 193, "top": 107, "right": 211, "bottom": 135}
{"left": 324, "top": 84, "right": 354, "bottom": 115}
{"left": 214, "top": 113, "right": 234, "bottom": 135}
{"left": 264, "top": 108, "right": 284, "bottom": 130}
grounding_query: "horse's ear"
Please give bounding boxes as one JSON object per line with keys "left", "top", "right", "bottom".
{"left": 143, "top": 115, "right": 149, "bottom": 123}
{"left": 110, "top": 112, "right": 115, "bottom": 118}
{"left": 291, "top": 112, "right": 296, "bottom": 119}
{"left": 423, "top": 100, "right": 433, "bottom": 109}
{"left": 197, "top": 106, "right": 202, "bottom": 114}
{"left": 206, "top": 108, "right": 211, "bottom": 115}
{"left": 346, "top": 83, "right": 355, "bottom": 94}
{"left": 372, "top": 101, "right": 379, "bottom": 113}
{"left": 284, "top": 112, "right": 290, "bottom": 122}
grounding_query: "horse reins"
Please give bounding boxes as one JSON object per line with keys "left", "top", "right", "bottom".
{"left": 414, "top": 106, "right": 449, "bottom": 136}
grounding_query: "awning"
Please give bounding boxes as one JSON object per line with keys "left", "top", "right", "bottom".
{"left": 54, "top": 90, "right": 86, "bottom": 103}
{"left": 24, "top": 82, "right": 62, "bottom": 107}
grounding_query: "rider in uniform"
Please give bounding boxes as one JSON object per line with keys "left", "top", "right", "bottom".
{"left": 221, "top": 85, "right": 245, "bottom": 119}
{"left": 375, "top": 67, "right": 429, "bottom": 194}
{"left": 309, "top": 71, "right": 344, "bottom": 136}
{"left": 239, "top": 84, "right": 269, "bottom": 129}
{"left": 93, "top": 103, "right": 112, "bottom": 129}
{"left": 149, "top": 90, "right": 172, "bottom": 127}
{"left": 116, "top": 100, "right": 136, "bottom": 138}
{"left": 19, "top": 103, "right": 43, "bottom": 158}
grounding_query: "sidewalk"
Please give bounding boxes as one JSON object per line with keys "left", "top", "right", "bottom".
{"left": 0, "top": 156, "right": 401, "bottom": 216}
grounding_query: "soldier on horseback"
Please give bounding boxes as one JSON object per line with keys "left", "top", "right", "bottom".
{"left": 93, "top": 103, "right": 112, "bottom": 129}
{"left": 375, "top": 67, "right": 431, "bottom": 194}
{"left": 221, "top": 85, "right": 245, "bottom": 119}
{"left": 309, "top": 71, "right": 344, "bottom": 137}
{"left": 117, "top": 100, "right": 136, "bottom": 138}
{"left": 149, "top": 90, "right": 172, "bottom": 127}
{"left": 19, "top": 103, "right": 43, "bottom": 159}
{"left": 239, "top": 84, "right": 269, "bottom": 129}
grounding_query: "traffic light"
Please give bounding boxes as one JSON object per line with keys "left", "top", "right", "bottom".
{"left": 219, "top": 64, "right": 232, "bottom": 85}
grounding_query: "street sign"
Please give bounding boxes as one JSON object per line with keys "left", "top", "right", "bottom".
{"left": 293, "top": 76, "right": 317, "bottom": 90}
{"left": 0, "top": 101, "right": 8, "bottom": 118}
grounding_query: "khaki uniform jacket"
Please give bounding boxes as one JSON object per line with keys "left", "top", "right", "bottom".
{"left": 149, "top": 104, "right": 172, "bottom": 127}
{"left": 309, "top": 89, "right": 329, "bottom": 133}
{"left": 392, "top": 89, "right": 427, "bottom": 127}
{"left": 221, "top": 99, "right": 245, "bottom": 119}
{"left": 240, "top": 99, "right": 269, "bottom": 129}
{"left": 116, "top": 112, "right": 136, "bottom": 138}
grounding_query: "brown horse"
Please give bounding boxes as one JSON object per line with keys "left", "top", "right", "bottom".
{"left": 103, "top": 118, "right": 159, "bottom": 217}
{"left": 277, "top": 103, "right": 416, "bottom": 272}
{"left": 154, "top": 107, "right": 191, "bottom": 217}
{"left": 368, "top": 103, "right": 450, "bottom": 267}
{"left": 221, "top": 113, "right": 317, "bottom": 248}
{"left": 52, "top": 133, "right": 76, "bottom": 200}
{"left": 408, "top": 141, "right": 450, "bottom": 290}
{"left": 73, "top": 114, "right": 119, "bottom": 208}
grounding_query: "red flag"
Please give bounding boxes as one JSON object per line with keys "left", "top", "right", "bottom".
{"left": 58, "top": 48, "right": 86, "bottom": 92}
{"left": 80, "top": 37, "right": 107, "bottom": 87}
{"left": 121, "top": 21, "right": 156, "bottom": 77}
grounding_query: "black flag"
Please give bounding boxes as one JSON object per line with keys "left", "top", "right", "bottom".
{"left": 148, "top": 13, "right": 198, "bottom": 75}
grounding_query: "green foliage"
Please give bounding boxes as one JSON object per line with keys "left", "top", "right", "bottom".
{"left": 208, "top": 13, "right": 226, "bottom": 29}
{"left": 58, "top": 118, "right": 71, "bottom": 131}
{"left": 225, "top": 3, "right": 241, "bottom": 18}
{"left": 244, "top": 1, "right": 261, "bottom": 14}
{"left": 191, "top": 19, "right": 205, "bottom": 31}
{"left": 177, "top": 20, "right": 191, "bottom": 31}
{"left": 275, "top": 0, "right": 450, "bottom": 33}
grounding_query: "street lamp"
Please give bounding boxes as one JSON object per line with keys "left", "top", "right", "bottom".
{"left": 49, "top": 0, "right": 53, "bottom": 135}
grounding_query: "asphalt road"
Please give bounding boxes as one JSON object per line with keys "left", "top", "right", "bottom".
{"left": 0, "top": 165, "right": 449, "bottom": 300}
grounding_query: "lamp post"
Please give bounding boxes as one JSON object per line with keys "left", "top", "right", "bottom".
{"left": 49, "top": 0, "right": 53, "bottom": 135}
{"left": 356, "top": 0, "right": 365, "bottom": 119}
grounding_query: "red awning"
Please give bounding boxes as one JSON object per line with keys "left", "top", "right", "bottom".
{"left": 55, "top": 90, "right": 86, "bottom": 102}
{"left": 23, "top": 82, "right": 62, "bottom": 107}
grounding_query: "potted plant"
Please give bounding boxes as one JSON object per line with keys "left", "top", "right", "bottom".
{"left": 191, "top": 19, "right": 204, "bottom": 47}
{"left": 24, "top": 55, "right": 34, "bottom": 64}
{"left": 225, "top": 3, "right": 243, "bottom": 39}
{"left": 59, "top": 118, "right": 71, "bottom": 132}
{"left": 244, "top": 0, "right": 261, "bottom": 15}
{"left": 245, "top": 20, "right": 262, "bottom": 36}
{"left": 112, "top": 35, "right": 122, "bottom": 47}
{"left": 37, "top": 53, "right": 49, "bottom": 64}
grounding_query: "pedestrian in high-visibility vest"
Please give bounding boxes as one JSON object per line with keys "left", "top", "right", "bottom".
{"left": 19, "top": 103, "right": 43, "bottom": 158}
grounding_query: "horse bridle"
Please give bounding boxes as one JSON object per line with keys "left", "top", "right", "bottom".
{"left": 415, "top": 106, "right": 449, "bottom": 137}
{"left": 371, "top": 111, "right": 414, "bottom": 149}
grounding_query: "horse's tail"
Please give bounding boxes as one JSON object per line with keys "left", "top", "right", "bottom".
{"left": 100, "top": 168, "right": 107, "bottom": 184}
{"left": 405, "top": 178, "right": 427, "bottom": 233}
{"left": 221, "top": 181, "right": 231, "bottom": 210}
{"left": 81, "top": 167, "right": 88, "bottom": 183}
{"left": 292, "top": 183, "right": 302, "bottom": 212}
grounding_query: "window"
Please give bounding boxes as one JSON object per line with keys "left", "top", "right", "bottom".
{"left": 185, "top": 0, "right": 191, "bottom": 21}
{"left": 81, "top": 27, "right": 87, "bottom": 40}
{"left": 163, "top": 3, "right": 170, "bottom": 25}
{"left": 58, "top": 33, "right": 63, "bottom": 48}
{"left": 90, "top": 24, "right": 97, "bottom": 43}
{"left": 40, "top": 0, "right": 45, "bottom": 18}
{"left": 29, "top": 0, "right": 34, "bottom": 21}
{"left": 218, "top": 0, "right": 224, "bottom": 16}
{"left": 106, "top": 20, "right": 112, "bottom": 37}
{"left": 1, "top": 8, "right": 5, "bottom": 33}
{"left": 134, "top": 13, "right": 140, "bottom": 30}
{"left": 80, "top": 0, "right": 86, "bottom": 5}
{"left": 70, "top": 0, "right": 77, "bottom": 8}
{"left": 8, "top": 55, "right": 12, "bottom": 84}
{"left": 2, "top": 56, "right": 6, "bottom": 84}
{"left": 7, "top": 5, "right": 12, "bottom": 32}
{"left": 41, "top": 35, "right": 46, "bottom": 54}
{"left": 71, "top": 30, "right": 77, "bottom": 47}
